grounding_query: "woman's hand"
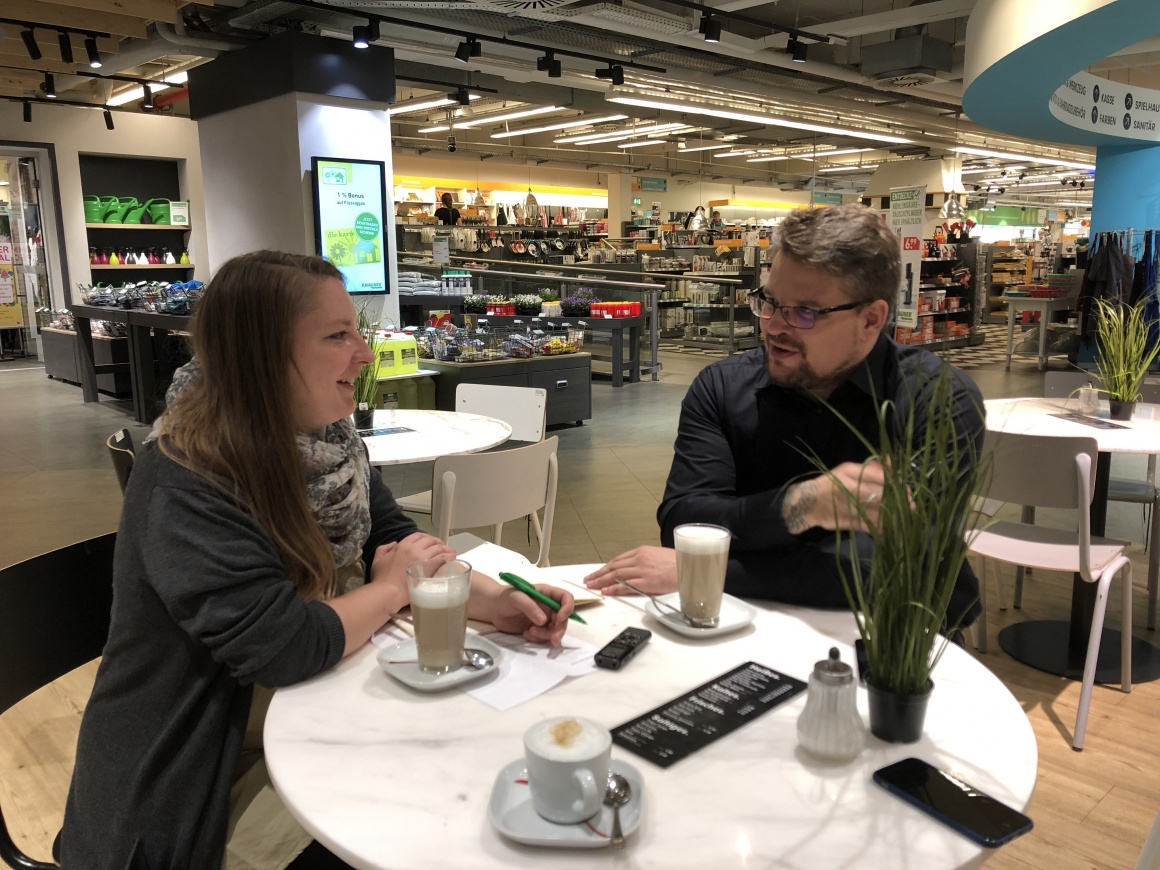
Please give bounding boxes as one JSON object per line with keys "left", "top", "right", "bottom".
{"left": 584, "top": 545, "right": 677, "bottom": 595}
{"left": 469, "top": 574, "right": 574, "bottom": 645}
{"left": 368, "top": 532, "right": 456, "bottom": 602}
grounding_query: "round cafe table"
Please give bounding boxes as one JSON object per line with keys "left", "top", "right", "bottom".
{"left": 985, "top": 397, "right": 1160, "bottom": 683}
{"left": 265, "top": 556, "right": 1037, "bottom": 870}
{"left": 360, "top": 408, "right": 511, "bottom": 466}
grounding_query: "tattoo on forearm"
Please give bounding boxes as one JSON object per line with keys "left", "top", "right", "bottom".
{"left": 782, "top": 482, "right": 815, "bottom": 535}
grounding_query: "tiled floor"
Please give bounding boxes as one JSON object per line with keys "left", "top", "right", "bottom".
{"left": 5, "top": 342, "right": 1160, "bottom": 867}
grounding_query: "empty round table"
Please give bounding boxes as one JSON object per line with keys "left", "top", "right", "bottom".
{"left": 361, "top": 409, "right": 511, "bottom": 466}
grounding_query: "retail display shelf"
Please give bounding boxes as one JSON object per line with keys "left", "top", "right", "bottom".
{"left": 85, "top": 223, "right": 190, "bottom": 231}
{"left": 920, "top": 257, "right": 958, "bottom": 262}
{"left": 902, "top": 336, "right": 971, "bottom": 348}
{"left": 89, "top": 264, "right": 195, "bottom": 270}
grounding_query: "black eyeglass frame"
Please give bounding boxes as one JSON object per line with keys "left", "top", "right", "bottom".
{"left": 747, "top": 291, "right": 866, "bottom": 329}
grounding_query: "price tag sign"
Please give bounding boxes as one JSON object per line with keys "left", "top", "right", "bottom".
{"left": 432, "top": 235, "right": 450, "bottom": 265}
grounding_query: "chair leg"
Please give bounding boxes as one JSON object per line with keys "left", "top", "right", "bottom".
{"left": 1121, "top": 564, "right": 1133, "bottom": 694}
{"left": 1014, "top": 567, "right": 1025, "bottom": 609}
{"left": 492, "top": 523, "right": 503, "bottom": 546}
{"left": 1073, "top": 572, "right": 1115, "bottom": 751}
{"left": 1149, "top": 500, "right": 1160, "bottom": 630}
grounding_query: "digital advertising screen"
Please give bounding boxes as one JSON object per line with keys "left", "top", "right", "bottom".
{"left": 311, "top": 157, "right": 389, "bottom": 294}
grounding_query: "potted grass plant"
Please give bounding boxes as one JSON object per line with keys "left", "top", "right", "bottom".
{"left": 806, "top": 365, "right": 986, "bottom": 743}
{"left": 1093, "top": 297, "right": 1160, "bottom": 420}
{"left": 351, "top": 303, "right": 381, "bottom": 430}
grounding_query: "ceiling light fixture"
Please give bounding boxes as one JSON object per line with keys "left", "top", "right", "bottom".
{"left": 960, "top": 164, "right": 1026, "bottom": 175}
{"left": 85, "top": 37, "right": 102, "bottom": 68}
{"left": 596, "top": 65, "right": 625, "bottom": 86}
{"left": 142, "top": 83, "right": 153, "bottom": 109}
{"left": 104, "top": 109, "right": 114, "bottom": 130}
{"left": 787, "top": 35, "right": 807, "bottom": 63}
{"left": 606, "top": 92, "right": 912, "bottom": 144}
{"left": 674, "top": 142, "right": 734, "bottom": 152}
{"left": 21, "top": 28, "right": 41, "bottom": 61}
{"left": 58, "top": 31, "right": 74, "bottom": 64}
{"left": 352, "top": 20, "right": 379, "bottom": 48}
{"left": 702, "top": 16, "right": 721, "bottom": 43}
{"left": 556, "top": 122, "right": 689, "bottom": 144}
{"left": 489, "top": 113, "right": 628, "bottom": 139}
{"left": 456, "top": 105, "right": 563, "bottom": 129}
{"left": 22, "top": 101, "right": 31, "bottom": 123}
{"left": 455, "top": 37, "right": 481, "bottom": 63}
{"left": 537, "top": 51, "right": 562, "bottom": 77}
{"left": 453, "top": 87, "right": 471, "bottom": 106}
{"left": 816, "top": 164, "right": 879, "bottom": 172}
{"left": 43, "top": 73, "right": 56, "bottom": 99}
{"left": 953, "top": 146, "right": 1094, "bottom": 170}
{"left": 387, "top": 95, "right": 478, "bottom": 116}
{"left": 618, "top": 139, "right": 668, "bottom": 148}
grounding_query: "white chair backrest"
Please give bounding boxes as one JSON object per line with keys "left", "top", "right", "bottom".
{"left": 456, "top": 384, "right": 546, "bottom": 443}
{"left": 1043, "top": 370, "right": 1100, "bottom": 398}
{"left": 431, "top": 436, "right": 559, "bottom": 566}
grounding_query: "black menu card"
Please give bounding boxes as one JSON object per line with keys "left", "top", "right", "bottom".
{"left": 611, "top": 662, "right": 807, "bottom": 769}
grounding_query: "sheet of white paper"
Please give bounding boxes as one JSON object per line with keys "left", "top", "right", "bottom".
{"left": 451, "top": 535, "right": 532, "bottom": 580}
{"left": 466, "top": 632, "right": 599, "bottom": 711}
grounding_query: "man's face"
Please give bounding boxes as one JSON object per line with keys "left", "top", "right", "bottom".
{"left": 759, "top": 253, "right": 888, "bottom": 398}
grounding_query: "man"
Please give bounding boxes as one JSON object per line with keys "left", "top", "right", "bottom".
{"left": 585, "top": 204, "right": 983, "bottom": 625}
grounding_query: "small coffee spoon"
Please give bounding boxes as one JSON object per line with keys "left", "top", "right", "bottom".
{"left": 604, "top": 773, "right": 631, "bottom": 846}
{"left": 612, "top": 577, "right": 699, "bottom": 627}
{"left": 463, "top": 648, "right": 494, "bottom": 670}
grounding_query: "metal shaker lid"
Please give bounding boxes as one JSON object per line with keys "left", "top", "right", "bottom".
{"left": 812, "top": 647, "right": 854, "bottom": 685}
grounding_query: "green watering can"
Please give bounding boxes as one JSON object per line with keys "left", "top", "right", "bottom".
{"left": 103, "top": 197, "right": 138, "bottom": 224}
{"left": 124, "top": 198, "right": 165, "bottom": 224}
{"left": 83, "top": 195, "right": 102, "bottom": 223}
{"left": 96, "top": 196, "right": 120, "bottom": 222}
{"left": 146, "top": 199, "right": 171, "bottom": 225}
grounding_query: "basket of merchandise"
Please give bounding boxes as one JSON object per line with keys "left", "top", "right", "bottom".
{"left": 431, "top": 326, "right": 509, "bottom": 362}
{"left": 538, "top": 320, "right": 586, "bottom": 355}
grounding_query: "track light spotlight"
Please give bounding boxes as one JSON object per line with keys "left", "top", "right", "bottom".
{"left": 453, "top": 87, "right": 471, "bottom": 106}
{"left": 537, "top": 51, "right": 553, "bottom": 71}
{"left": 85, "top": 37, "right": 102, "bottom": 68}
{"left": 997, "top": 187, "right": 1005, "bottom": 194}
{"left": 455, "top": 39, "right": 472, "bottom": 63}
{"left": 1018, "top": 172, "right": 1026, "bottom": 180}
{"left": 22, "top": 101, "right": 31, "bottom": 123}
{"left": 702, "top": 16, "right": 721, "bottom": 43}
{"left": 1080, "top": 180, "right": 1085, "bottom": 188}
{"left": 143, "top": 83, "right": 153, "bottom": 109}
{"left": 1060, "top": 179, "right": 1069, "bottom": 187}
{"left": 1071, "top": 179, "right": 1078, "bottom": 187}
{"left": 549, "top": 57, "right": 562, "bottom": 77}
{"left": 787, "top": 35, "right": 807, "bottom": 62}
{"left": 596, "top": 65, "right": 625, "bottom": 86}
{"left": 104, "top": 109, "right": 115, "bottom": 130}
{"left": 43, "top": 73, "right": 56, "bottom": 98}
{"left": 21, "top": 29, "right": 41, "bottom": 61}
{"left": 367, "top": 20, "right": 380, "bottom": 42}
{"left": 58, "top": 32, "right": 74, "bottom": 64}
{"left": 972, "top": 184, "right": 980, "bottom": 192}
{"left": 352, "top": 25, "right": 370, "bottom": 48}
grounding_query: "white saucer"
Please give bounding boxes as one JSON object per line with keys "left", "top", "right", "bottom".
{"left": 645, "top": 593, "right": 757, "bottom": 638}
{"left": 376, "top": 636, "right": 502, "bottom": 692}
{"left": 488, "top": 757, "right": 644, "bottom": 848}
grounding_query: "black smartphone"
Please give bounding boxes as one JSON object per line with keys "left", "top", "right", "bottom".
{"left": 873, "top": 758, "right": 1033, "bottom": 848}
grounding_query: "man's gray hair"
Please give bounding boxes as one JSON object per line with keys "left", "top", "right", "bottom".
{"left": 776, "top": 204, "right": 902, "bottom": 308}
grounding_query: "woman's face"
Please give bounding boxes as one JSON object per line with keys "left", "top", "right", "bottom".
{"left": 288, "top": 277, "right": 374, "bottom": 432}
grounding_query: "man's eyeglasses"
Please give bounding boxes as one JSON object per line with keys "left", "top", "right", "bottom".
{"left": 747, "top": 292, "right": 865, "bottom": 330}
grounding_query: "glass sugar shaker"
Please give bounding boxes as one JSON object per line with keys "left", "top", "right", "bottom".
{"left": 796, "top": 647, "right": 865, "bottom": 762}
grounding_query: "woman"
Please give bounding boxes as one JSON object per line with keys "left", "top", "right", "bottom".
{"left": 434, "top": 192, "right": 460, "bottom": 225}
{"left": 60, "top": 251, "right": 574, "bottom": 869}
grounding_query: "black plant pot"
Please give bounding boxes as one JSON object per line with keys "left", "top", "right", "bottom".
{"left": 353, "top": 406, "right": 375, "bottom": 430}
{"left": 1109, "top": 399, "right": 1136, "bottom": 421}
{"left": 866, "top": 679, "right": 933, "bottom": 744}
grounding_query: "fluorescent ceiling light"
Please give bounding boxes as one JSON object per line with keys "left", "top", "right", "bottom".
{"left": 417, "top": 124, "right": 451, "bottom": 133}
{"left": 676, "top": 143, "right": 734, "bottom": 152}
{"left": 107, "top": 82, "right": 172, "bottom": 107}
{"left": 388, "top": 95, "right": 479, "bottom": 116}
{"left": 607, "top": 94, "right": 912, "bottom": 144}
{"left": 555, "top": 122, "right": 688, "bottom": 144}
{"left": 1055, "top": 200, "right": 1092, "bottom": 207}
{"left": 618, "top": 139, "right": 668, "bottom": 148}
{"left": 817, "top": 164, "right": 879, "bottom": 173}
{"left": 953, "top": 146, "right": 1095, "bottom": 170}
{"left": 746, "top": 155, "right": 792, "bottom": 163}
{"left": 715, "top": 150, "right": 757, "bottom": 158}
{"left": 489, "top": 114, "right": 628, "bottom": 139}
{"left": 793, "top": 147, "right": 873, "bottom": 159}
{"left": 960, "top": 164, "right": 1026, "bottom": 175}
{"left": 456, "top": 105, "right": 563, "bottom": 129}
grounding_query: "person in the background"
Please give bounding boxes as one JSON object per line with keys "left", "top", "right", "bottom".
{"left": 435, "top": 192, "right": 461, "bottom": 225}
{"left": 61, "top": 251, "right": 574, "bottom": 870}
{"left": 710, "top": 210, "right": 726, "bottom": 232}
{"left": 584, "top": 205, "right": 983, "bottom": 628}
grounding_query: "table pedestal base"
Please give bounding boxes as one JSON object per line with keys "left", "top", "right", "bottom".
{"left": 998, "top": 621, "right": 1160, "bottom": 684}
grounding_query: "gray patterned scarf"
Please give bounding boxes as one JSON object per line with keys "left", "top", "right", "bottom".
{"left": 166, "top": 359, "right": 372, "bottom": 568}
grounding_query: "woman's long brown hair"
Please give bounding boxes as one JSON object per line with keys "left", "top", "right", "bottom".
{"left": 158, "top": 251, "right": 345, "bottom": 600}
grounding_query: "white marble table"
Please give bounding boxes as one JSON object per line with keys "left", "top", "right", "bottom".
{"left": 985, "top": 397, "right": 1160, "bottom": 683}
{"left": 361, "top": 408, "right": 511, "bottom": 466}
{"left": 265, "top": 558, "right": 1037, "bottom": 869}
{"left": 1001, "top": 295, "right": 1074, "bottom": 371}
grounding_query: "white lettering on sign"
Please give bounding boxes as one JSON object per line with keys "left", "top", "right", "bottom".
{"left": 1050, "top": 70, "right": 1160, "bottom": 142}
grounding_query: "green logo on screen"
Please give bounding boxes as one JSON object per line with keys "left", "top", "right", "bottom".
{"left": 354, "top": 212, "right": 380, "bottom": 240}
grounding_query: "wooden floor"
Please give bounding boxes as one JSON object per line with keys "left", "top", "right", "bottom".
{"left": 2, "top": 352, "right": 1159, "bottom": 867}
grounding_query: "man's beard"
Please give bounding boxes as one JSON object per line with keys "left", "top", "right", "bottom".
{"left": 764, "top": 331, "right": 862, "bottom": 398}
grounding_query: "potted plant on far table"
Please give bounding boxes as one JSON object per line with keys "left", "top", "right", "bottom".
{"left": 807, "top": 365, "right": 986, "bottom": 743}
{"left": 513, "top": 294, "right": 544, "bottom": 317}
{"left": 351, "top": 303, "right": 381, "bottom": 430}
{"left": 1093, "top": 296, "right": 1160, "bottom": 421}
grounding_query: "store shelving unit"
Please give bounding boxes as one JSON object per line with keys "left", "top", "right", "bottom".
{"left": 983, "top": 246, "right": 1032, "bottom": 322}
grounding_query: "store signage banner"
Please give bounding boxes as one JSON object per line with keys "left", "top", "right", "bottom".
{"left": 889, "top": 185, "right": 925, "bottom": 330}
{"left": 0, "top": 211, "right": 19, "bottom": 327}
{"left": 633, "top": 177, "right": 667, "bottom": 192}
{"left": 311, "top": 157, "right": 389, "bottom": 294}
{"left": 811, "top": 191, "right": 843, "bottom": 205}
{"left": 1050, "top": 70, "right": 1160, "bottom": 142}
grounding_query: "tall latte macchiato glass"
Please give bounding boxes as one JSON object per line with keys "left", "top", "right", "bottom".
{"left": 523, "top": 716, "right": 612, "bottom": 824}
{"left": 406, "top": 558, "right": 472, "bottom": 674}
{"left": 673, "top": 523, "right": 731, "bottom": 627}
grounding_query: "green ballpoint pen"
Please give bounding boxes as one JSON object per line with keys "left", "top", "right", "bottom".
{"left": 498, "top": 571, "right": 587, "bottom": 624}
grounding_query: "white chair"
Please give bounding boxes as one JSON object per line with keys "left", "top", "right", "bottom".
{"left": 968, "top": 495, "right": 1007, "bottom": 654}
{"left": 967, "top": 430, "right": 1133, "bottom": 750}
{"left": 430, "top": 436, "right": 558, "bottom": 567}
{"left": 1044, "top": 372, "right": 1160, "bottom": 629}
{"left": 397, "top": 385, "right": 548, "bottom": 541}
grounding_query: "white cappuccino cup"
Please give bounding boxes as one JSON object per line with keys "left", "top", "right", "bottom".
{"left": 523, "top": 716, "right": 611, "bottom": 824}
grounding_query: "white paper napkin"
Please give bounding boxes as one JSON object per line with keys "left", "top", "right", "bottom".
{"left": 467, "top": 632, "right": 599, "bottom": 711}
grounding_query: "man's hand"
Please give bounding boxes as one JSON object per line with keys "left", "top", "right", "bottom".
{"left": 781, "top": 460, "right": 887, "bottom": 534}
{"left": 583, "top": 546, "right": 677, "bottom": 595}
{"left": 469, "top": 575, "right": 575, "bottom": 646}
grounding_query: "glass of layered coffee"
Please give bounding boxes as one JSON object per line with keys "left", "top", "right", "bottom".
{"left": 673, "top": 523, "right": 731, "bottom": 628}
{"left": 406, "top": 558, "right": 472, "bottom": 674}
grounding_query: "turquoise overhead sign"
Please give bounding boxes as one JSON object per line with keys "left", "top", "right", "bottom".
{"left": 636, "top": 177, "right": 667, "bottom": 192}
